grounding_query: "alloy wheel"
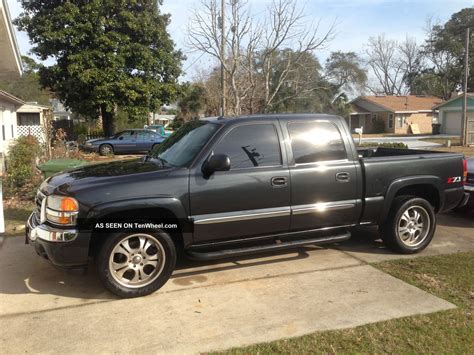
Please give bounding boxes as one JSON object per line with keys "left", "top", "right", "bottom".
{"left": 108, "top": 234, "right": 166, "bottom": 288}
{"left": 397, "top": 205, "right": 430, "bottom": 247}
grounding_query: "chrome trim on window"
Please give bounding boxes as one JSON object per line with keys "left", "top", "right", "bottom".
{"left": 192, "top": 207, "right": 291, "bottom": 225}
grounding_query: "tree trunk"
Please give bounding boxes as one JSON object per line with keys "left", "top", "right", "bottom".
{"left": 100, "top": 104, "right": 116, "bottom": 137}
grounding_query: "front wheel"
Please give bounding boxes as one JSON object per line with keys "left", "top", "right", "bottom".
{"left": 99, "top": 144, "right": 114, "bottom": 156}
{"left": 97, "top": 231, "right": 176, "bottom": 298}
{"left": 380, "top": 196, "right": 436, "bottom": 254}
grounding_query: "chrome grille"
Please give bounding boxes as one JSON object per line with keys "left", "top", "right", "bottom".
{"left": 35, "top": 191, "right": 46, "bottom": 216}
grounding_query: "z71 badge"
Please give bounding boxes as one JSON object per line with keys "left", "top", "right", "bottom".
{"left": 447, "top": 176, "right": 462, "bottom": 184}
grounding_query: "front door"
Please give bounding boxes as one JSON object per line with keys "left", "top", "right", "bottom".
{"left": 115, "top": 131, "right": 138, "bottom": 153}
{"left": 282, "top": 119, "right": 361, "bottom": 231}
{"left": 189, "top": 122, "right": 290, "bottom": 243}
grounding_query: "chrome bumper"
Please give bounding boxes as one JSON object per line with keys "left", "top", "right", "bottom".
{"left": 464, "top": 185, "right": 474, "bottom": 192}
{"left": 26, "top": 213, "right": 78, "bottom": 242}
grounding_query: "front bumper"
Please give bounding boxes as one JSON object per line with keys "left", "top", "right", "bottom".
{"left": 26, "top": 213, "right": 91, "bottom": 269}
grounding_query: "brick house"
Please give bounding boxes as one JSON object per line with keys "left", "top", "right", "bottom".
{"left": 348, "top": 95, "right": 443, "bottom": 134}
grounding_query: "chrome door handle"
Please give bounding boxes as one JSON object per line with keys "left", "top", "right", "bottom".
{"left": 335, "top": 172, "right": 350, "bottom": 182}
{"left": 271, "top": 176, "right": 288, "bottom": 187}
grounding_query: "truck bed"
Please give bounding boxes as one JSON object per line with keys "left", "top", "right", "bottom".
{"left": 356, "top": 147, "right": 465, "bottom": 224}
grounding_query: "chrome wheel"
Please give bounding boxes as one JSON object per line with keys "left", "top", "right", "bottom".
{"left": 397, "top": 206, "right": 430, "bottom": 247}
{"left": 108, "top": 234, "right": 166, "bottom": 288}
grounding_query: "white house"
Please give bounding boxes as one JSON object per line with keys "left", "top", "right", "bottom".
{"left": 0, "top": 0, "right": 22, "bottom": 81}
{"left": 0, "top": 90, "right": 24, "bottom": 153}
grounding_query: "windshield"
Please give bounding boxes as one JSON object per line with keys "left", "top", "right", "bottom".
{"left": 149, "top": 120, "right": 220, "bottom": 167}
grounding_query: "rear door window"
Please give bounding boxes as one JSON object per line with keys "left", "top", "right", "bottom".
{"left": 288, "top": 121, "right": 347, "bottom": 164}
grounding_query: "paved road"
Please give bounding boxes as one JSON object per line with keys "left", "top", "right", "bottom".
{"left": 358, "top": 134, "right": 458, "bottom": 149}
{"left": 0, "top": 211, "right": 472, "bottom": 353}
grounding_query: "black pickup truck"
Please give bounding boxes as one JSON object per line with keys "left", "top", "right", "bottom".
{"left": 26, "top": 114, "right": 469, "bottom": 297}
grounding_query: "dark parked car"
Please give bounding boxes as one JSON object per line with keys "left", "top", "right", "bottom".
{"left": 80, "top": 129, "right": 165, "bottom": 155}
{"left": 26, "top": 114, "right": 469, "bottom": 298}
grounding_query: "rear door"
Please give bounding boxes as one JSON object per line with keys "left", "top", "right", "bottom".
{"left": 189, "top": 121, "right": 290, "bottom": 242}
{"left": 137, "top": 131, "right": 160, "bottom": 151}
{"left": 282, "top": 118, "right": 361, "bottom": 231}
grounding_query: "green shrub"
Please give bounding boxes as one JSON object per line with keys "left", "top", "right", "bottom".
{"left": 73, "top": 123, "right": 88, "bottom": 136}
{"left": 77, "top": 133, "right": 87, "bottom": 144}
{"left": 359, "top": 142, "right": 408, "bottom": 149}
{"left": 6, "top": 135, "right": 42, "bottom": 189}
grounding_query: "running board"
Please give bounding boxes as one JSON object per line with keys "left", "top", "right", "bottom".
{"left": 185, "top": 230, "right": 351, "bottom": 261}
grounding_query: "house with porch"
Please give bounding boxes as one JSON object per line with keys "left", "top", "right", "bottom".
{"left": 0, "top": 91, "right": 50, "bottom": 152}
{"left": 348, "top": 95, "right": 443, "bottom": 134}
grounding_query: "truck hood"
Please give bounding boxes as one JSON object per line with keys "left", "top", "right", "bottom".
{"left": 42, "top": 158, "right": 173, "bottom": 195}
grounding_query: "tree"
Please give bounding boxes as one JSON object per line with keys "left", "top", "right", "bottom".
{"left": 324, "top": 51, "right": 367, "bottom": 95}
{"left": 419, "top": 10, "right": 474, "bottom": 99}
{"left": 0, "top": 56, "right": 50, "bottom": 106}
{"left": 177, "top": 83, "right": 209, "bottom": 120}
{"left": 188, "top": 0, "right": 334, "bottom": 115}
{"left": 15, "top": 0, "right": 183, "bottom": 135}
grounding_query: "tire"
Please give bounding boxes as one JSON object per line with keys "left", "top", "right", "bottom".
{"left": 97, "top": 230, "right": 176, "bottom": 298}
{"left": 99, "top": 144, "right": 114, "bottom": 156}
{"left": 379, "top": 196, "right": 436, "bottom": 254}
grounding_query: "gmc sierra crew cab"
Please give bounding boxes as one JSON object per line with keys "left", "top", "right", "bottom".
{"left": 26, "top": 114, "right": 470, "bottom": 298}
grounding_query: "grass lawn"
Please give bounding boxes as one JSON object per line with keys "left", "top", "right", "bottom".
{"left": 217, "top": 252, "right": 474, "bottom": 354}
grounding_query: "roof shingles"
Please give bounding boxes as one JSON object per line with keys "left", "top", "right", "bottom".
{"left": 357, "top": 95, "right": 443, "bottom": 112}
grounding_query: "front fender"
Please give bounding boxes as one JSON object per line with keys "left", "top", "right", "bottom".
{"left": 378, "top": 175, "right": 443, "bottom": 224}
{"left": 85, "top": 197, "right": 193, "bottom": 246}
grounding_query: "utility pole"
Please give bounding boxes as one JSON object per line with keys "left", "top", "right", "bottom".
{"left": 219, "top": 0, "right": 226, "bottom": 117}
{"left": 461, "top": 27, "right": 470, "bottom": 146}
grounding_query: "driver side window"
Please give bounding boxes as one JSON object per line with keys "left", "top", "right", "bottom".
{"left": 212, "top": 124, "right": 282, "bottom": 170}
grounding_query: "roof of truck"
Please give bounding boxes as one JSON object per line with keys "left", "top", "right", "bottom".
{"left": 201, "top": 113, "right": 342, "bottom": 124}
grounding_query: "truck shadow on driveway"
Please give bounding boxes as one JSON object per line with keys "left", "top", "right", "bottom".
{"left": 0, "top": 237, "right": 312, "bottom": 301}
{"left": 0, "top": 211, "right": 471, "bottom": 301}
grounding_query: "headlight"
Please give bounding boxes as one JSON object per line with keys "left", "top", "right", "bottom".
{"left": 46, "top": 195, "right": 79, "bottom": 225}
{"left": 85, "top": 142, "right": 93, "bottom": 146}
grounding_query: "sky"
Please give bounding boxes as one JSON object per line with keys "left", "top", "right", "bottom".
{"left": 6, "top": 0, "right": 474, "bottom": 81}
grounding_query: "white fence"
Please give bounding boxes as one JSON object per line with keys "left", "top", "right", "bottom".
{"left": 16, "top": 125, "right": 46, "bottom": 143}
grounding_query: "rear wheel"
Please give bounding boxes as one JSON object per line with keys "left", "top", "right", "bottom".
{"left": 97, "top": 231, "right": 176, "bottom": 298}
{"left": 380, "top": 196, "right": 436, "bottom": 254}
{"left": 99, "top": 144, "right": 114, "bottom": 156}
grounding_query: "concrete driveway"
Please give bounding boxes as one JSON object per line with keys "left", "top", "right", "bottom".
{"left": 0, "top": 211, "right": 472, "bottom": 354}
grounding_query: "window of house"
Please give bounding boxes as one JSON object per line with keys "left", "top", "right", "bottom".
{"left": 288, "top": 121, "right": 347, "bottom": 164}
{"left": 388, "top": 114, "right": 394, "bottom": 128}
{"left": 371, "top": 114, "right": 378, "bottom": 123}
{"left": 397, "top": 115, "right": 404, "bottom": 128}
{"left": 17, "top": 113, "right": 40, "bottom": 126}
{"left": 213, "top": 124, "right": 282, "bottom": 169}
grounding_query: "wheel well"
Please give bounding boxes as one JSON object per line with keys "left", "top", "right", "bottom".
{"left": 394, "top": 184, "right": 440, "bottom": 211}
{"left": 88, "top": 207, "right": 184, "bottom": 257}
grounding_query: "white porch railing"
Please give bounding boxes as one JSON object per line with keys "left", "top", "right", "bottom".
{"left": 16, "top": 125, "right": 46, "bottom": 143}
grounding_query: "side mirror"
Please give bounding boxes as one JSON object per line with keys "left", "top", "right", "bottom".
{"left": 202, "top": 154, "right": 230, "bottom": 177}
{"left": 119, "top": 136, "right": 124, "bottom": 140}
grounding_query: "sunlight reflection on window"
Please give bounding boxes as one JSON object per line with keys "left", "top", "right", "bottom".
{"left": 295, "top": 128, "right": 340, "bottom": 146}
